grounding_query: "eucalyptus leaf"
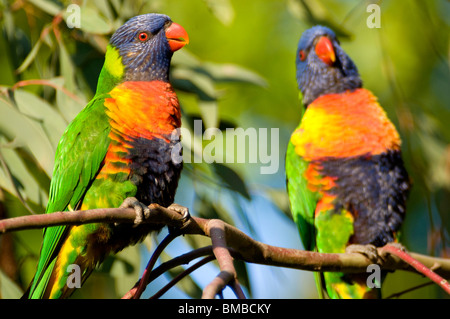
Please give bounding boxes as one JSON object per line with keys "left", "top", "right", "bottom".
{"left": 0, "top": 99, "right": 55, "bottom": 175}
{"left": 76, "top": 6, "right": 113, "bottom": 35}
{"left": 202, "top": 62, "right": 267, "bottom": 87}
{"left": 28, "top": 0, "right": 62, "bottom": 16}
{"left": 58, "top": 39, "right": 77, "bottom": 92}
{"left": 0, "top": 270, "right": 23, "bottom": 299}
{"left": 203, "top": 0, "right": 235, "bottom": 26}
{"left": 172, "top": 67, "right": 217, "bottom": 101}
{"left": 13, "top": 89, "right": 68, "bottom": 147}
{"left": 16, "top": 37, "right": 42, "bottom": 74}
{"left": 51, "top": 77, "right": 86, "bottom": 123}
{"left": 0, "top": 143, "right": 49, "bottom": 209}
{"left": 212, "top": 162, "right": 251, "bottom": 200}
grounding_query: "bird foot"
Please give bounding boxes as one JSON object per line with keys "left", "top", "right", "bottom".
{"left": 119, "top": 197, "right": 151, "bottom": 226}
{"left": 345, "top": 244, "right": 380, "bottom": 264}
{"left": 168, "top": 203, "right": 190, "bottom": 221}
{"left": 167, "top": 203, "right": 191, "bottom": 234}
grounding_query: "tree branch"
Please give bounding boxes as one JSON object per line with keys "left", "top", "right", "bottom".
{"left": 150, "top": 255, "right": 216, "bottom": 299}
{"left": 132, "top": 231, "right": 179, "bottom": 299}
{"left": 202, "top": 219, "right": 245, "bottom": 299}
{"left": 0, "top": 204, "right": 185, "bottom": 233}
{"left": 2, "top": 204, "right": 450, "bottom": 297}
{"left": 381, "top": 244, "right": 450, "bottom": 294}
{"left": 121, "top": 246, "right": 214, "bottom": 299}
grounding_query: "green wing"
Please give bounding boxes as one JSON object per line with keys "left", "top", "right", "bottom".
{"left": 285, "top": 130, "right": 318, "bottom": 251}
{"left": 286, "top": 136, "right": 326, "bottom": 297}
{"left": 29, "top": 96, "right": 111, "bottom": 298}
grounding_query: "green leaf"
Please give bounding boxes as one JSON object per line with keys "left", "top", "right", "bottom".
{"left": 77, "top": 6, "right": 113, "bottom": 35}
{"left": 0, "top": 144, "right": 48, "bottom": 212}
{"left": 28, "top": 0, "right": 62, "bottom": 16}
{"left": 51, "top": 77, "right": 86, "bottom": 123}
{"left": 203, "top": 0, "right": 235, "bottom": 26}
{"left": 0, "top": 98, "right": 55, "bottom": 175}
{"left": 13, "top": 89, "right": 68, "bottom": 147}
{"left": 198, "top": 100, "right": 218, "bottom": 129}
{"left": 0, "top": 270, "right": 23, "bottom": 299}
{"left": 172, "top": 67, "right": 217, "bottom": 101}
{"left": 109, "top": 246, "right": 141, "bottom": 297}
{"left": 16, "top": 37, "right": 43, "bottom": 74}
{"left": 58, "top": 39, "right": 76, "bottom": 92}
{"left": 212, "top": 163, "right": 251, "bottom": 200}
{"left": 202, "top": 62, "right": 268, "bottom": 87}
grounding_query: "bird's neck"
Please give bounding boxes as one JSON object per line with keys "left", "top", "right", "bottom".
{"left": 298, "top": 61, "right": 362, "bottom": 107}
{"left": 95, "top": 45, "right": 173, "bottom": 96}
{"left": 123, "top": 51, "right": 172, "bottom": 83}
{"left": 95, "top": 45, "right": 126, "bottom": 96}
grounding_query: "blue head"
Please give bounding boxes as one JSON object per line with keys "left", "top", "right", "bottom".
{"left": 296, "top": 26, "right": 362, "bottom": 106}
{"left": 110, "top": 13, "right": 188, "bottom": 82}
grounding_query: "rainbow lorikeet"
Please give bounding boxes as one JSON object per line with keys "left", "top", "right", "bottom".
{"left": 25, "top": 13, "right": 189, "bottom": 299}
{"left": 285, "top": 26, "right": 411, "bottom": 299}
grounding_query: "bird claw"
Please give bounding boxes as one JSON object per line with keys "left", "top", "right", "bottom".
{"left": 167, "top": 203, "right": 191, "bottom": 233}
{"left": 120, "top": 197, "right": 151, "bottom": 226}
{"left": 346, "top": 244, "right": 380, "bottom": 264}
{"left": 168, "top": 203, "right": 190, "bottom": 222}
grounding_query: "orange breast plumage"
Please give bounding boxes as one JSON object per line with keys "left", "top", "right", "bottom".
{"left": 291, "top": 88, "right": 401, "bottom": 161}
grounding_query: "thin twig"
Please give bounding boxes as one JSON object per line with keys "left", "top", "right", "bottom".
{"left": 382, "top": 244, "right": 450, "bottom": 295}
{"left": 11, "top": 79, "right": 83, "bottom": 103}
{"left": 228, "top": 278, "right": 246, "bottom": 299}
{"left": 150, "top": 255, "right": 216, "bottom": 299}
{"left": 122, "top": 246, "right": 214, "bottom": 299}
{"left": 385, "top": 281, "right": 434, "bottom": 299}
{"left": 132, "top": 232, "right": 179, "bottom": 299}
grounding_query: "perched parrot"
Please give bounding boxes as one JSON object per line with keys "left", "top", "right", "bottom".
{"left": 285, "top": 26, "right": 411, "bottom": 299}
{"left": 25, "top": 13, "right": 189, "bottom": 299}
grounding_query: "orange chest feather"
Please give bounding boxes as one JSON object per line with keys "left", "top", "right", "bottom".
{"left": 104, "top": 80, "right": 181, "bottom": 141}
{"left": 291, "top": 88, "right": 401, "bottom": 161}
{"left": 100, "top": 81, "right": 181, "bottom": 177}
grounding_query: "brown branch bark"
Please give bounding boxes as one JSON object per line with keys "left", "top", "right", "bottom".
{"left": 1, "top": 204, "right": 450, "bottom": 296}
{"left": 0, "top": 204, "right": 185, "bottom": 233}
{"left": 202, "top": 219, "right": 245, "bottom": 299}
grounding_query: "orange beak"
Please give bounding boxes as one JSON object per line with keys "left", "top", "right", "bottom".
{"left": 315, "top": 36, "right": 336, "bottom": 66}
{"left": 165, "top": 22, "right": 189, "bottom": 52}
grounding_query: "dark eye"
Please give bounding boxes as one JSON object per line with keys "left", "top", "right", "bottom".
{"left": 299, "top": 50, "right": 306, "bottom": 61}
{"left": 138, "top": 32, "right": 149, "bottom": 42}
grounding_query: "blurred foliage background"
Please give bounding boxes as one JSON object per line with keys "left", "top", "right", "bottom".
{"left": 0, "top": 0, "right": 449, "bottom": 299}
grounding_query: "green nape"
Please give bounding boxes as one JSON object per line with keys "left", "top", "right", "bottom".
{"left": 95, "top": 45, "right": 125, "bottom": 95}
